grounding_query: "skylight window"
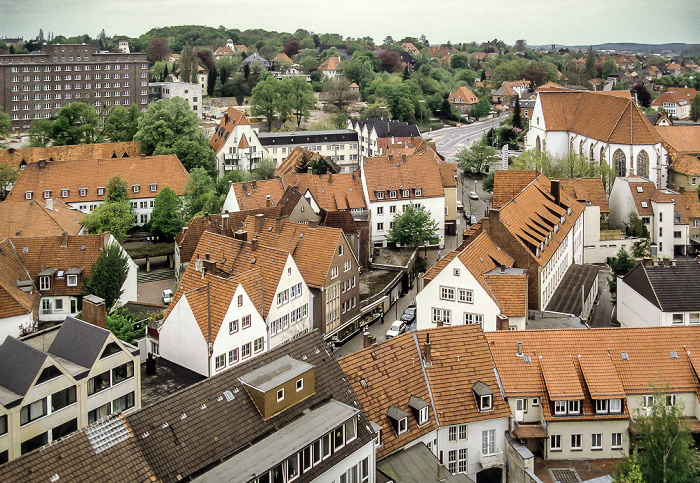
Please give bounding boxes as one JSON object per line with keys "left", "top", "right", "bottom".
{"left": 641, "top": 201, "right": 648, "bottom": 208}
{"left": 637, "top": 186, "right": 644, "bottom": 192}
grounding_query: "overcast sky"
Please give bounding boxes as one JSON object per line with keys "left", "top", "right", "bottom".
{"left": 1, "top": 0, "right": 699, "bottom": 46}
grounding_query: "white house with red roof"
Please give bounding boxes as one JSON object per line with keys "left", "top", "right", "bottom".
{"left": 448, "top": 86, "right": 479, "bottom": 114}
{"left": 209, "top": 107, "right": 267, "bottom": 175}
{"left": 526, "top": 90, "right": 668, "bottom": 187}
{"left": 318, "top": 56, "right": 343, "bottom": 79}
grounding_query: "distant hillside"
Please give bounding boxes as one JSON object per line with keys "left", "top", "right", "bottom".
{"left": 533, "top": 43, "right": 700, "bottom": 55}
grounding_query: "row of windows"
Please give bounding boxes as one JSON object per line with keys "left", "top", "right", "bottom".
{"left": 550, "top": 432, "right": 622, "bottom": 451}
{"left": 11, "top": 73, "right": 131, "bottom": 81}
{"left": 40, "top": 297, "right": 78, "bottom": 315}
{"left": 431, "top": 308, "right": 483, "bottom": 326}
{"left": 87, "top": 392, "right": 136, "bottom": 424}
{"left": 439, "top": 286, "right": 473, "bottom": 303}
{"left": 87, "top": 362, "right": 134, "bottom": 396}
{"left": 214, "top": 337, "right": 265, "bottom": 370}
{"left": 250, "top": 418, "right": 361, "bottom": 483}
{"left": 341, "top": 276, "right": 357, "bottom": 293}
{"left": 1, "top": 55, "right": 145, "bottom": 64}
{"left": 446, "top": 430, "right": 496, "bottom": 473}
{"left": 341, "top": 296, "right": 357, "bottom": 314}
{"left": 375, "top": 188, "right": 422, "bottom": 200}
{"left": 10, "top": 82, "right": 145, "bottom": 92}
{"left": 277, "top": 283, "right": 303, "bottom": 307}
{"left": 20, "top": 386, "right": 77, "bottom": 426}
{"left": 270, "top": 304, "right": 309, "bottom": 336}
{"left": 228, "top": 314, "right": 252, "bottom": 334}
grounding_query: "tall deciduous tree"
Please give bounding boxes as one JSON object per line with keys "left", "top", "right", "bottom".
{"left": 616, "top": 387, "right": 700, "bottom": 483}
{"left": 183, "top": 167, "right": 222, "bottom": 220}
{"left": 104, "top": 104, "right": 142, "bottom": 142}
{"left": 50, "top": 102, "right": 102, "bottom": 145}
{"left": 455, "top": 138, "right": 497, "bottom": 174}
{"left": 82, "top": 243, "right": 130, "bottom": 309}
{"left": 283, "top": 76, "right": 315, "bottom": 128}
{"left": 472, "top": 96, "right": 491, "bottom": 119}
{"left": 691, "top": 94, "right": 700, "bottom": 122}
{"left": 0, "top": 105, "right": 10, "bottom": 139}
{"left": 584, "top": 46, "right": 597, "bottom": 79}
{"left": 378, "top": 50, "right": 401, "bottom": 73}
{"left": 105, "top": 175, "right": 130, "bottom": 203}
{"left": 146, "top": 37, "right": 171, "bottom": 62}
{"left": 608, "top": 247, "right": 635, "bottom": 300}
{"left": 250, "top": 76, "right": 281, "bottom": 131}
{"left": 282, "top": 38, "right": 302, "bottom": 57}
{"left": 150, "top": 186, "right": 183, "bottom": 240}
{"left": 387, "top": 204, "right": 440, "bottom": 248}
{"left": 323, "top": 78, "right": 360, "bottom": 115}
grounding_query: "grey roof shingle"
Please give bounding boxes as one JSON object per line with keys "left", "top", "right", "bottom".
{"left": 48, "top": 316, "right": 110, "bottom": 373}
{"left": 622, "top": 260, "right": 700, "bottom": 312}
{"left": 545, "top": 264, "right": 600, "bottom": 316}
{"left": 0, "top": 337, "right": 47, "bottom": 404}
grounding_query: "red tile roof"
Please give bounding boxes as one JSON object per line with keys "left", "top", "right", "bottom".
{"left": 449, "top": 86, "right": 478, "bottom": 105}
{"left": 492, "top": 170, "right": 539, "bottom": 208}
{"left": 670, "top": 154, "right": 700, "bottom": 176}
{"left": 0, "top": 142, "right": 140, "bottom": 171}
{"left": 0, "top": 238, "right": 34, "bottom": 318}
{"left": 318, "top": 56, "right": 342, "bottom": 71}
{"left": 655, "top": 126, "right": 700, "bottom": 155}
{"left": 209, "top": 107, "right": 251, "bottom": 154}
{"left": 362, "top": 154, "right": 445, "bottom": 203}
{"left": 0, "top": 199, "right": 84, "bottom": 239}
{"left": 558, "top": 178, "right": 610, "bottom": 213}
{"left": 5, "top": 155, "right": 189, "bottom": 203}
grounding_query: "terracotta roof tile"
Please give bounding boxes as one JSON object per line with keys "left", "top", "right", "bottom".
{"left": 482, "top": 272, "right": 528, "bottom": 318}
{"left": 272, "top": 52, "right": 292, "bottom": 63}
{"left": 0, "top": 199, "right": 84, "bottom": 239}
{"left": 627, "top": 178, "right": 670, "bottom": 216}
{"left": 448, "top": 86, "right": 478, "bottom": 105}
{"left": 670, "top": 154, "right": 700, "bottom": 176}
{"left": 655, "top": 126, "right": 700, "bottom": 155}
{"left": 0, "top": 238, "right": 34, "bottom": 318}
{"left": 363, "top": 154, "right": 445, "bottom": 203}
{"left": 242, "top": 217, "right": 345, "bottom": 288}
{"left": 0, "top": 142, "right": 140, "bottom": 171}
{"left": 318, "top": 56, "right": 342, "bottom": 71}
{"left": 578, "top": 354, "right": 626, "bottom": 399}
{"left": 274, "top": 146, "right": 337, "bottom": 177}
{"left": 5, "top": 155, "right": 189, "bottom": 203}
{"left": 672, "top": 190, "right": 700, "bottom": 222}
{"left": 209, "top": 107, "right": 251, "bottom": 154}
{"left": 322, "top": 210, "right": 359, "bottom": 234}
{"left": 541, "top": 355, "right": 585, "bottom": 400}
{"left": 230, "top": 178, "right": 288, "bottom": 211}
{"left": 492, "top": 170, "right": 539, "bottom": 208}
{"left": 282, "top": 172, "right": 366, "bottom": 211}
{"left": 558, "top": 178, "right": 609, "bottom": 213}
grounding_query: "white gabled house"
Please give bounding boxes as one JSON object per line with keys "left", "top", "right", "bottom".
{"left": 417, "top": 231, "right": 528, "bottom": 331}
{"left": 159, "top": 231, "right": 313, "bottom": 377}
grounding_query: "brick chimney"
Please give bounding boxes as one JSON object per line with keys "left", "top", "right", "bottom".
{"left": 251, "top": 238, "right": 258, "bottom": 251}
{"left": 276, "top": 217, "right": 284, "bottom": 234}
{"left": 551, "top": 179, "right": 561, "bottom": 205}
{"left": 266, "top": 194, "right": 272, "bottom": 208}
{"left": 328, "top": 172, "right": 333, "bottom": 183}
{"left": 496, "top": 314, "right": 509, "bottom": 330}
{"left": 423, "top": 333, "right": 432, "bottom": 367}
{"left": 82, "top": 295, "right": 107, "bottom": 329}
{"left": 254, "top": 213, "right": 265, "bottom": 233}
{"left": 61, "top": 231, "right": 69, "bottom": 248}
{"left": 234, "top": 229, "right": 248, "bottom": 242}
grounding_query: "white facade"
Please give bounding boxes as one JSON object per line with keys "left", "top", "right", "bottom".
{"left": 214, "top": 123, "right": 266, "bottom": 175}
{"left": 0, "top": 313, "right": 33, "bottom": 347}
{"left": 618, "top": 276, "right": 700, "bottom": 327}
{"left": 150, "top": 82, "right": 203, "bottom": 118}
{"left": 159, "top": 283, "right": 268, "bottom": 377}
{"left": 267, "top": 254, "right": 314, "bottom": 348}
{"left": 69, "top": 196, "right": 159, "bottom": 227}
{"left": 265, "top": 138, "right": 360, "bottom": 174}
{"left": 539, "top": 214, "right": 584, "bottom": 310}
{"left": 416, "top": 256, "right": 521, "bottom": 332}
{"left": 310, "top": 440, "right": 375, "bottom": 483}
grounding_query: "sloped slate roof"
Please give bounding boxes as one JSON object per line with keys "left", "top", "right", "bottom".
{"left": 545, "top": 264, "right": 600, "bottom": 316}
{"left": 0, "top": 336, "right": 47, "bottom": 400}
{"left": 622, "top": 260, "right": 700, "bottom": 312}
{"left": 48, "top": 316, "right": 110, "bottom": 372}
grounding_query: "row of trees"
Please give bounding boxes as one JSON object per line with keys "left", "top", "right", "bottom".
{"left": 250, "top": 75, "right": 315, "bottom": 130}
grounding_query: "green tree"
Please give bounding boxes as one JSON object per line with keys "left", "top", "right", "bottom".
{"left": 512, "top": 96, "right": 522, "bottom": 129}
{"left": 584, "top": 46, "right": 597, "bottom": 79}
{"left": 691, "top": 94, "right": 700, "bottom": 122}
{"left": 249, "top": 158, "right": 277, "bottom": 180}
{"left": 602, "top": 59, "right": 618, "bottom": 78}
{"left": 472, "top": 96, "right": 491, "bottom": 118}
{"left": 83, "top": 200, "right": 134, "bottom": 243}
{"left": 608, "top": 247, "right": 636, "bottom": 300}
{"left": 222, "top": 74, "right": 251, "bottom": 106}
{"left": 386, "top": 204, "right": 440, "bottom": 249}
{"left": 456, "top": 138, "right": 498, "bottom": 174}
{"left": 50, "top": 102, "right": 101, "bottom": 145}
{"left": 0, "top": 106, "right": 10, "bottom": 139}
{"left": 324, "top": 78, "right": 360, "bottom": 115}
{"left": 81, "top": 243, "right": 130, "bottom": 308}
{"left": 482, "top": 171, "right": 495, "bottom": 193}
{"left": 615, "top": 449, "right": 644, "bottom": 483}
{"left": 250, "top": 76, "right": 281, "bottom": 131}
{"left": 283, "top": 76, "right": 315, "bottom": 128}
{"left": 183, "top": 167, "right": 222, "bottom": 220}
{"left": 0, "top": 164, "right": 19, "bottom": 200}
{"left": 104, "top": 104, "right": 142, "bottom": 142}
{"left": 150, "top": 186, "right": 183, "bottom": 240}
{"left": 27, "top": 118, "right": 53, "bottom": 147}
{"left": 617, "top": 387, "right": 700, "bottom": 483}
{"left": 106, "top": 308, "right": 145, "bottom": 345}
{"left": 106, "top": 175, "right": 130, "bottom": 203}
{"left": 179, "top": 42, "right": 197, "bottom": 84}
{"left": 450, "top": 53, "right": 469, "bottom": 70}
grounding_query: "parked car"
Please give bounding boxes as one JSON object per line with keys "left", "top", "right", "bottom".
{"left": 385, "top": 320, "right": 407, "bottom": 339}
{"left": 401, "top": 305, "right": 416, "bottom": 324}
{"left": 469, "top": 191, "right": 479, "bottom": 200}
{"left": 456, "top": 200, "right": 464, "bottom": 212}
{"left": 162, "top": 289, "right": 173, "bottom": 304}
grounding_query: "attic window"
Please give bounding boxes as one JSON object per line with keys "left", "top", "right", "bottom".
{"left": 277, "top": 388, "right": 285, "bottom": 402}
{"left": 641, "top": 201, "right": 648, "bottom": 208}
{"left": 386, "top": 405, "right": 409, "bottom": 436}
{"left": 25, "top": 191, "right": 33, "bottom": 200}
{"left": 150, "top": 183, "right": 157, "bottom": 192}
{"left": 375, "top": 191, "right": 384, "bottom": 200}
{"left": 36, "top": 365, "right": 61, "bottom": 384}
{"left": 61, "top": 189, "right": 69, "bottom": 198}
{"left": 670, "top": 351, "right": 678, "bottom": 359}
{"left": 97, "top": 187, "right": 105, "bottom": 196}
{"left": 637, "top": 186, "right": 644, "bottom": 192}
{"left": 389, "top": 190, "right": 397, "bottom": 199}
{"left": 132, "top": 184, "right": 140, "bottom": 194}
{"left": 402, "top": 189, "right": 410, "bottom": 197}
{"left": 100, "top": 342, "right": 121, "bottom": 359}
{"left": 79, "top": 188, "right": 87, "bottom": 197}
{"left": 473, "top": 381, "right": 493, "bottom": 412}
{"left": 415, "top": 188, "right": 422, "bottom": 197}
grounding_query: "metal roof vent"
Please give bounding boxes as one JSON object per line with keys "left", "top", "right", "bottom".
{"left": 621, "top": 352, "right": 629, "bottom": 361}
{"left": 180, "top": 413, "right": 187, "bottom": 420}
{"left": 161, "top": 422, "right": 169, "bottom": 429}
{"left": 200, "top": 404, "right": 206, "bottom": 410}
{"left": 216, "top": 395, "right": 224, "bottom": 402}
{"left": 49, "top": 475, "right": 60, "bottom": 483}
{"left": 141, "top": 431, "right": 149, "bottom": 439}
{"left": 670, "top": 351, "right": 678, "bottom": 359}
{"left": 360, "top": 379, "right": 368, "bottom": 388}
{"left": 523, "top": 355, "right": 531, "bottom": 363}
{"left": 223, "top": 390, "right": 235, "bottom": 401}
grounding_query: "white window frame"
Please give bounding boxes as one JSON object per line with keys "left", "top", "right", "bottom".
{"left": 375, "top": 191, "right": 384, "bottom": 200}
{"left": 418, "top": 406, "right": 429, "bottom": 425}
{"left": 66, "top": 274, "right": 78, "bottom": 287}
{"left": 214, "top": 354, "right": 225, "bottom": 370}
{"left": 571, "top": 433, "right": 582, "bottom": 451}
{"left": 458, "top": 289, "right": 473, "bottom": 303}
{"left": 480, "top": 394, "right": 492, "bottom": 411}
{"left": 440, "top": 286, "right": 455, "bottom": 301}
{"left": 39, "top": 276, "right": 51, "bottom": 291}
{"left": 591, "top": 433, "right": 602, "bottom": 450}
{"left": 277, "top": 388, "right": 284, "bottom": 402}
{"left": 481, "top": 429, "right": 495, "bottom": 455}
{"left": 554, "top": 400, "right": 566, "bottom": 415}
{"left": 432, "top": 307, "right": 451, "bottom": 325}
{"left": 397, "top": 417, "right": 407, "bottom": 435}
{"left": 609, "top": 398, "right": 622, "bottom": 413}
{"left": 612, "top": 432, "right": 622, "bottom": 449}
{"left": 550, "top": 434, "right": 561, "bottom": 451}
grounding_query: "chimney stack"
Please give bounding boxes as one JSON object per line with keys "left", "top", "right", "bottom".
{"left": 401, "top": 154, "right": 407, "bottom": 164}
{"left": 423, "top": 333, "right": 432, "bottom": 367}
{"left": 251, "top": 238, "right": 258, "bottom": 251}
{"left": 38, "top": 158, "right": 47, "bottom": 168}
{"left": 61, "top": 231, "right": 69, "bottom": 248}
{"left": 551, "top": 179, "right": 561, "bottom": 205}
{"left": 517, "top": 341, "right": 523, "bottom": 356}
{"left": 276, "top": 217, "right": 284, "bottom": 234}
{"left": 82, "top": 295, "right": 107, "bottom": 329}
{"left": 328, "top": 172, "right": 333, "bottom": 183}
{"left": 45, "top": 198, "right": 54, "bottom": 210}
{"left": 497, "top": 314, "right": 509, "bottom": 330}
{"left": 266, "top": 194, "right": 271, "bottom": 208}
{"left": 254, "top": 213, "right": 265, "bottom": 233}
{"left": 234, "top": 230, "right": 248, "bottom": 242}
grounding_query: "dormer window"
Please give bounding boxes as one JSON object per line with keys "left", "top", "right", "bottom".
{"left": 408, "top": 395, "right": 430, "bottom": 426}
{"left": 133, "top": 184, "right": 140, "bottom": 194}
{"left": 387, "top": 405, "right": 409, "bottom": 436}
{"left": 79, "top": 188, "right": 87, "bottom": 197}
{"left": 67, "top": 274, "right": 78, "bottom": 286}
{"left": 61, "top": 189, "right": 69, "bottom": 198}
{"left": 97, "top": 187, "right": 105, "bottom": 196}
{"left": 25, "top": 191, "right": 33, "bottom": 200}
{"left": 150, "top": 183, "right": 157, "bottom": 192}
{"left": 473, "top": 381, "right": 493, "bottom": 412}
{"left": 39, "top": 275, "right": 51, "bottom": 291}
{"left": 276, "top": 388, "right": 284, "bottom": 402}
{"left": 568, "top": 400, "right": 580, "bottom": 414}
{"left": 375, "top": 191, "right": 384, "bottom": 200}
{"left": 402, "top": 189, "right": 410, "bottom": 198}
{"left": 296, "top": 378, "right": 303, "bottom": 392}
{"left": 415, "top": 188, "right": 422, "bottom": 197}
{"left": 389, "top": 190, "right": 397, "bottom": 199}
{"left": 554, "top": 401, "right": 566, "bottom": 415}
{"left": 43, "top": 190, "right": 51, "bottom": 199}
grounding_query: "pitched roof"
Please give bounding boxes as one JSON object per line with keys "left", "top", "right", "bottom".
{"left": 544, "top": 264, "right": 600, "bottom": 315}
{"left": 5, "top": 155, "right": 189, "bottom": 203}
{"left": 448, "top": 86, "right": 478, "bottom": 105}
{"left": 0, "top": 336, "right": 47, "bottom": 400}
{"left": 338, "top": 325, "right": 510, "bottom": 458}
{"left": 491, "top": 174, "right": 585, "bottom": 266}
{"left": 209, "top": 107, "right": 251, "bottom": 154}
{"left": 0, "top": 198, "right": 84, "bottom": 239}
{"left": 318, "top": 56, "right": 342, "bottom": 71}
{"left": 349, "top": 118, "right": 420, "bottom": 139}
{"left": 282, "top": 172, "right": 366, "bottom": 211}
{"left": 48, "top": 316, "right": 111, "bottom": 371}
{"left": 323, "top": 210, "right": 359, "bottom": 234}
{"left": 557, "top": 178, "right": 610, "bottom": 213}
{"left": 492, "top": 170, "right": 539, "bottom": 209}
{"left": 651, "top": 89, "right": 697, "bottom": 107}
{"left": 274, "top": 146, "right": 338, "bottom": 176}
{"left": 0, "top": 142, "right": 140, "bottom": 171}
{"left": 125, "top": 330, "right": 372, "bottom": 482}
{"left": 537, "top": 91, "right": 662, "bottom": 145}
{"left": 670, "top": 154, "right": 700, "bottom": 176}
{"left": 625, "top": 178, "right": 671, "bottom": 216}
{"left": 671, "top": 189, "right": 700, "bottom": 223}
{"left": 272, "top": 52, "right": 292, "bottom": 63}
{"left": 241, "top": 217, "right": 344, "bottom": 289}
{"left": 11, "top": 234, "right": 106, "bottom": 297}
{"left": 213, "top": 46, "right": 234, "bottom": 56}
{"left": 362, "top": 154, "right": 445, "bottom": 203}
{"left": 655, "top": 126, "right": 700, "bottom": 155}
{"left": 0, "top": 238, "right": 34, "bottom": 318}
{"left": 622, "top": 260, "right": 700, "bottom": 312}
{"left": 487, "top": 326, "right": 700, "bottom": 399}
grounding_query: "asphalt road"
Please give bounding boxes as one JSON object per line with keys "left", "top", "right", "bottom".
{"left": 425, "top": 115, "right": 505, "bottom": 162}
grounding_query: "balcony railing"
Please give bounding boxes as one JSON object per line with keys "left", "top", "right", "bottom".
{"left": 479, "top": 448, "right": 503, "bottom": 469}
